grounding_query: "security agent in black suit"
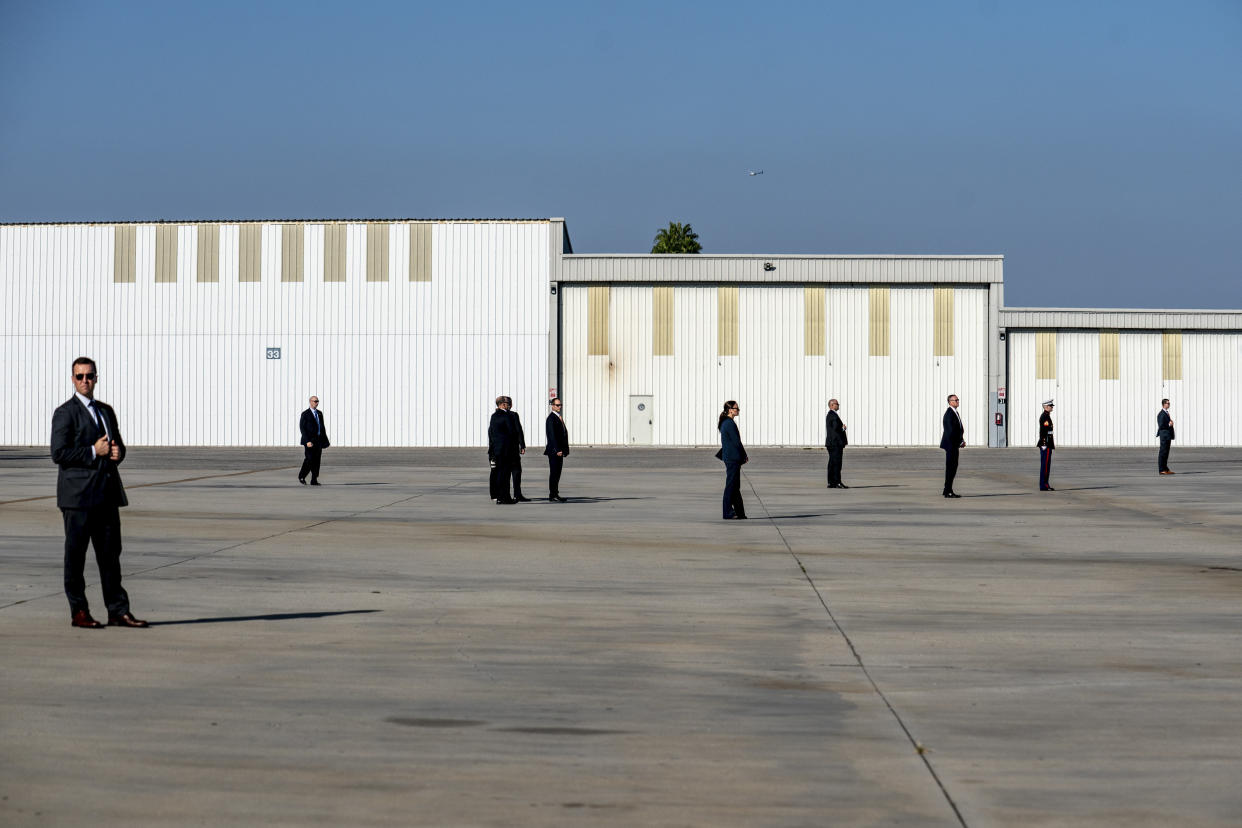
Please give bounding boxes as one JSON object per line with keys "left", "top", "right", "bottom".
{"left": 715, "top": 400, "right": 749, "bottom": 519}
{"left": 298, "top": 396, "right": 330, "bottom": 485}
{"left": 1037, "top": 399, "right": 1056, "bottom": 491}
{"left": 940, "top": 393, "right": 965, "bottom": 498}
{"left": 506, "top": 399, "right": 530, "bottom": 501}
{"left": 488, "top": 396, "right": 521, "bottom": 503}
{"left": 544, "top": 398, "right": 569, "bottom": 502}
{"left": 825, "top": 398, "right": 848, "bottom": 489}
{"left": 50, "top": 357, "right": 147, "bottom": 629}
{"left": 1157, "top": 398, "right": 1175, "bottom": 474}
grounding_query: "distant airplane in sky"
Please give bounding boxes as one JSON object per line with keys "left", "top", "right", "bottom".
{"left": 747, "top": 169, "right": 764, "bottom": 176}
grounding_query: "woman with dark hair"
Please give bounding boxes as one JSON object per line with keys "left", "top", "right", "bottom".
{"left": 715, "top": 400, "right": 748, "bottom": 519}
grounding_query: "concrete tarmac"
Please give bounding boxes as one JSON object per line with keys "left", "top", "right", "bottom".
{"left": 1, "top": 445, "right": 1240, "bottom": 827}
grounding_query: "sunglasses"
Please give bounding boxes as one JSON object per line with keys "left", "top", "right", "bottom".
{"left": 74, "top": 373, "right": 97, "bottom": 381}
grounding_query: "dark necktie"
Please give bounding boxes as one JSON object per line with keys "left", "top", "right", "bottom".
{"left": 88, "top": 401, "right": 107, "bottom": 439}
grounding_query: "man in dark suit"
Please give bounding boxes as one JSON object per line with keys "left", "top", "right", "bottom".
{"left": 544, "top": 397, "right": 569, "bottom": 502}
{"left": 825, "top": 398, "right": 848, "bottom": 489}
{"left": 50, "top": 357, "right": 147, "bottom": 629}
{"left": 940, "top": 393, "right": 965, "bottom": 498}
{"left": 298, "top": 396, "right": 329, "bottom": 485}
{"left": 1157, "top": 398, "right": 1175, "bottom": 474}
{"left": 716, "top": 401, "right": 749, "bottom": 519}
{"left": 505, "top": 397, "right": 530, "bottom": 502}
{"left": 488, "top": 396, "right": 518, "bottom": 504}
{"left": 1037, "top": 399, "right": 1056, "bottom": 491}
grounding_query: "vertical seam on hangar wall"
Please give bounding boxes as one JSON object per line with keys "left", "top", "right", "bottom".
{"left": 1099, "top": 330, "right": 1120, "bottom": 380}
{"left": 868, "top": 286, "right": 890, "bottom": 356}
{"left": 1162, "top": 331, "right": 1182, "bottom": 380}
{"left": 281, "top": 224, "right": 304, "bottom": 282}
{"left": 239, "top": 224, "right": 263, "bottom": 282}
{"left": 409, "top": 223, "right": 432, "bottom": 281}
{"left": 933, "top": 286, "right": 954, "bottom": 356}
{"left": 323, "top": 224, "right": 346, "bottom": 282}
{"left": 804, "top": 285, "right": 825, "bottom": 356}
{"left": 718, "top": 285, "right": 739, "bottom": 356}
{"left": 588, "top": 285, "right": 609, "bottom": 355}
{"left": 1036, "top": 331, "right": 1056, "bottom": 379}
{"left": 196, "top": 224, "right": 220, "bottom": 282}
{"left": 653, "top": 285, "right": 674, "bottom": 355}
{"left": 113, "top": 225, "right": 136, "bottom": 283}
{"left": 155, "top": 225, "right": 178, "bottom": 282}
{"left": 367, "top": 223, "right": 390, "bottom": 281}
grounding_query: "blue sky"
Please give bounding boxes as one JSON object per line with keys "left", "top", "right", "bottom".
{"left": 2, "top": 0, "right": 1238, "bottom": 308}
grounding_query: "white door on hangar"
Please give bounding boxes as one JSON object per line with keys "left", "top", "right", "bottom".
{"left": 629, "top": 396, "right": 653, "bottom": 444}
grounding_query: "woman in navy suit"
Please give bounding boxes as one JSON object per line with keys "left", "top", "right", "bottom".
{"left": 716, "top": 400, "right": 749, "bottom": 519}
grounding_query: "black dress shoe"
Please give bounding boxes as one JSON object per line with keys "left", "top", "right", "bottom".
{"left": 837, "top": 484, "right": 849, "bottom": 489}
{"left": 298, "top": 477, "right": 307, "bottom": 485}
{"left": 108, "top": 613, "right": 149, "bottom": 628}
{"left": 944, "top": 492, "right": 962, "bottom": 498}
{"left": 514, "top": 496, "right": 532, "bottom": 502}
{"left": 71, "top": 610, "right": 105, "bottom": 629}
{"left": 309, "top": 480, "right": 321, "bottom": 486}
{"left": 551, "top": 495, "right": 568, "bottom": 502}
{"left": 496, "top": 498, "right": 516, "bottom": 504}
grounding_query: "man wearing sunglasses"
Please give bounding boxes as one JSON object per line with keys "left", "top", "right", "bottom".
{"left": 50, "top": 357, "right": 148, "bottom": 629}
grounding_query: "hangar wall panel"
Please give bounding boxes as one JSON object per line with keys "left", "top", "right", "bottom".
{"left": 1007, "top": 330, "right": 1241, "bottom": 446}
{"left": 562, "top": 284, "right": 989, "bottom": 446}
{"left": 0, "top": 222, "right": 551, "bottom": 446}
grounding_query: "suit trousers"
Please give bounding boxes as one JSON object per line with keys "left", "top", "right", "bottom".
{"left": 943, "top": 445, "right": 960, "bottom": 495}
{"left": 490, "top": 459, "right": 512, "bottom": 500}
{"left": 1158, "top": 437, "right": 1171, "bottom": 472}
{"left": 548, "top": 455, "right": 563, "bottom": 497}
{"left": 62, "top": 504, "right": 129, "bottom": 616}
{"left": 299, "top": 446, "right": 322, "bottom": 481}
{"left": 509, "top": 457, "right": 524, "bottom": 498}
{"left": 722, "top": 461, "right": 746, "bottom": 518}
{"left": 1039, "top": 446, "right": 1053, "bottom": 489}
{"left": 826, "top": 446, "right": 844, "bottom": 486}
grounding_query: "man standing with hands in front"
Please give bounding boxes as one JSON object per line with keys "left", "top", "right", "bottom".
{"left": 1037, "top": 399, "right": 1056, "bottom": 491}
{"left": 50, "top": 357, "right": 148, "bottom": 629}
{"left": 825, "top": 398, "right": 848, "bottom": 489}
{"left": 1157, "top": 398, "right": 1175, "bottom": 475}
{"left": 298, "top": 396, "right": 329, "bottom": 485}
{"left": 940, "top": 393, "right": 965, "bottom": 498}
{"left": 544, "top": 397, "right": 569, "bottom": 502}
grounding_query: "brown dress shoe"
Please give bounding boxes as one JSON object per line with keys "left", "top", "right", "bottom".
{"left": 71, "top": 610, "right": 105, "bottom": 629}
{"left": 108, "top": 613, "right": 150, "bottom": 628}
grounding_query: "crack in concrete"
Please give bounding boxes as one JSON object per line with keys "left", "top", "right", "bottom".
{"left": 743, "top": 469, "right": 970, "bottom": 828}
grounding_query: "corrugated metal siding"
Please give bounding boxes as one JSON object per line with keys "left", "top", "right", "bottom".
{"left": 1001, "top": 309, "right": 1242, "bottom": 330}
{"left": 1007, "top": 330, "right": 1242, "bottom": 446}
{"left": 196, "top": 224, "right": 220, "bottom": 282}
{"left": 868, "top": 286, "right": 890, "bottom": 357}
{"left": 562, "top": 284, "right": 989, "bottom": 446}
{"left": 717, "top": 286, "right": 739, "bottom": 356}
{"left": 1162, "top": 331, "right": 1182, "bottom": 380}
{"left": 0, "top": 221, "right": 551, "bottom": 446}
{"left": 587, "top": 286, "right": 609, "bottom": 355}
{"left": 561, "top": 255, "right": 1004, "bottom": 284}
{"left": 1036, "top": 332, "right": 1057, "bottom": 379}
{"left": 933, "top": 287, "right": 954, "bottom": 356}
{"left": 1099, "top": 331, "right": 1120, "bottom": 380}
{"left": 804, "top": 285, "right": 825, "bottom": 356}
{"left": 652, "top": 286, "right": 674, "bottom": 356}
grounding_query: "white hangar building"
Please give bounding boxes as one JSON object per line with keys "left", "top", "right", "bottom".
{"left": 2, "top": 218, "right": 1240, "bottom": 448}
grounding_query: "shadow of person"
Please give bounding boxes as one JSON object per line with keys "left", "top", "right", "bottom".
{"left": 149, "top": 609, "right": 380, "bottom": 626}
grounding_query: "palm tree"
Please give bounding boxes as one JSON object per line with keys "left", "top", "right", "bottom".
{"left": 651, "top": 221, "right": 702, "bottom": 254}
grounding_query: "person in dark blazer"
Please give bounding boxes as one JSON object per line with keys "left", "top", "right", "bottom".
{"left": 505, "top": 397, "right": 530, "bottom": 501}
{"left": 1037, "top": 399, "right": 1056, "bottom": 491}
{"left": 715, "top": 400, "right": 748, "bottom": 519}
{"left": 298, "top": 396, "right": 329, "bottom": 485}
{"left": 1157, "top": 398, "right": 1175, "bottom": 474}
{"left": 940, "top": 393, "right": 965, "bottom": 498}
{"left": 50, "top": 357, "right": 147, "bottom": 629}
{"left": 488, "top": 397, "right": 517, "bottom": 503}
{"left": 544, "top": 397, "right": 569, "bottom": 502}
{"left": 825, "top": 398, "right": 849, "bottom": 489}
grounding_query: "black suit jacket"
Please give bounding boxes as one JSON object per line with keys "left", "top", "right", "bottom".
{"left": 299, "top": 408, "right": 330, "bottom": 448}
{"left": 544, "top": 412, "right": 569, "bottom": 456}
{"left": 825, "top": 410, "right": 848, "bottom": 449}
{"left": 51, "top": 396, "right": 128, "bottom": 510}
{"left": 489, "top": 409, "right": 519, "bottom": 460}
{"left": 1157, "top": 409, "right": 1175, "bottom": 441}
{"left": 716, "top": 417, "right": 748, "bottom": 464}
{"left": 940, "top": 407, "right": 965, "bottom": 450}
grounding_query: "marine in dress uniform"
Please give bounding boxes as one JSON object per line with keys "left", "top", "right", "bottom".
{"left": 1037, "top": 399, "right": 1055, "bottom": 491}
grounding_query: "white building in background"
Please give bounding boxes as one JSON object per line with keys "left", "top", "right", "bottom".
{"left": 2, "top": 217, "right": 1240, "bottom": 447}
